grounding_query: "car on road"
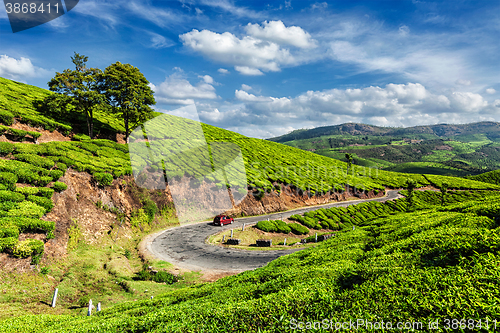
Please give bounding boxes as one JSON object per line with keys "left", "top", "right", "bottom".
{"left": 213, "top": 215, "right": 234, "bottom": 226}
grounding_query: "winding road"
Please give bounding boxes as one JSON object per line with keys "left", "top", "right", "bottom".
{"left": 146, "top": 190, "right": 401, "bottom": 272}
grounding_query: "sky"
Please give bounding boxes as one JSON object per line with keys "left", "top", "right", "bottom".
{"left": 1, "top": 0, "right": 500, "bottom": 139}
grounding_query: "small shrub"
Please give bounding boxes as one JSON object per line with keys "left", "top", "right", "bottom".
{"left": 56, "top": 163, "right": 67, "bottom": 175}
{"left": 15, "top": 186, "right": 39, "bottom": 196}
{"left": 151, "top": 271, "right": 178, "bottom": 284}
{"left": 0, "top": 142, "right": 14, "bottom": 156}
{"left": 7, "top": 201, "right": 46, "bottom": 218}
{"left": 78, "top": 295, "right": 91, "bottom": 308}
{"left": 288, "top": 223, "right": 309, "bottom": 235}
{"left": 0, "top": 190, "right": 25, "bottom": 202}
{"left": 12, "top": 239, "right": 44, "bottom": 258}
{"left": 52, "top": 182, "right": 67, "bottom": 192}
{"left": 0, "top": 225, "right": 19, "bottom": 238}
{"left": 0, "top": 110, "right": 14, "bottom": 126}
{"left": 37, "top": 187, "right": 54, "bottom": 199}
{"left": 37, "top": 176, "right": 53, "bottom": 187}
{"left": 40, "top": 267, "right": 50, "bottom": 275}
{"left": 0, "top": 172, "right": 17, "bottom": 191}
{"left": 27, "top": 195, "right": 54, "bottom": 212}
{"left": 49, "top": 170, "right": 64, "bottom": 181}
{"left": 256, "top": 220, "right": 276, "bottom": 232}
{"left": 93, "top": 172, "right": 113, "bottom": 186}
{"left": 274, "top": 220, "right": 291, "bottom": 234}
{"left": 124, "top": 249, "right": 131, "bottom": 259}
{"left": 0, "top": 237, "right": 18, "bottom": 252}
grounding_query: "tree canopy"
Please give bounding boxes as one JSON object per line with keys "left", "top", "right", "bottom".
{"left": 102, "top": 62, "right": 156, "bottom": 141}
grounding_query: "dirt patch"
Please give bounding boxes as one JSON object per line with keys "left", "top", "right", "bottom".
{"left": 10, "top": 122, "right": 70, "bottom": 143}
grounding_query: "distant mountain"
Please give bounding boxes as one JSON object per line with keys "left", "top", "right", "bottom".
{"left": 269, "top": 122, "right": 500, "bottom": 143}
{"left": 268, "top": 121, "right": 500, "bottom": 177}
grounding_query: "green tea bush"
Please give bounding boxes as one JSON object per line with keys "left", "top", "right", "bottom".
{"left": 37, "top": 187, "right": 54, "bottom": 199}
{"left": 0, "top": 217, "right": 55, "bottom": 233}
{"left": 93, "top": 172, "right": 113, "bottom": 186}
{"left": 274, "top": 220, "right": 291, "bottom": 233}
{"left": 16, "top": 169, "right": 40, "bottom": 184}
{"left": 49, "top": 169, "right": 63, "bottom": 181}
{"left": 12, "top": 239, "right": 44, "bottom": 258}
{"left": 15, "top": 186, "right": 39, "bottom": 196}
{"left": 151, "top": 271, "right": 178, "bottom": 284}
{"left": 0, "top": 190, "right": 24, "bottom": 202}
{"left": 0, "top": 225, "right": 19, "bottom": 238}
{"left": 0, "top": 172, "right": 17, "bottom": 191}
{"left": 56, "top": 162, "right": 67, "bottom": 174}
{"left": 6, "top": 201, "right": 46, "bottom": 218}
{"left": 0, "top": 237, "right": 17, "bottom": 252}
{"left": 0, "top": 110, "right": 14, "bottom": 126}
{"left": 36, "top": 176, "right": 53, "bottom": 187}
{"left": 51, "top": 182, "right": 67, "bottom": 192}
{"left": 0, "top": 142, "right": 14, "bottom": 156}
{"left": 27, "top": 195, "right": 53, "bottom": 212}
{"left": 288, "top": 222, "right": 309, "bottom": 235}
{"left": 14, "top": 154, "right": 54, "bottom": 169}
{"left": 255, "top": 220, "right": 276, "bottom": 232}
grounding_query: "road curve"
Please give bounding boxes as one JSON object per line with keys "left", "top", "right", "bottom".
{"left": 147, "top": 190, "right": 401, "bottom": 272}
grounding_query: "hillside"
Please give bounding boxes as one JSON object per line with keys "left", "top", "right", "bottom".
{"left": 1, "top": 77, "right": 499, "bottom": 329}
{"left": 269, "top": 122, "right": 500, "bottom": 176}
{"left": 2, "top": 190, "right": 500, "bottom": 332}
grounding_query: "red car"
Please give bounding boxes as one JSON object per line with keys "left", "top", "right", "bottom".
{"left": 213, "top": 215, "right": 234, "bottom": 226}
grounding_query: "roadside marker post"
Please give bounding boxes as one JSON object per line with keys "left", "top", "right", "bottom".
{"left": 222, "top": 235, "right": 225, "bottom": 242}
{"left": 97, "top": 302, "right": 101, "bottom": 312}
{"left": 315, "top": 233, "right": 318, "bottom": 243}
{"left": 242, "top": 223, "right": 245, "bottom": 231}
{"left": 51, "top": 288, "right": 58, "bottom": 307}
{"left": 284, "top": 238, "right": 287, "bottom": 246}
{"left": 87, "top": 299, "right": 93, "bottom": 316}
{"left": 151, "top": 296, "right": 154, "bottom": 300}
{"left": 231, "top": 229, "right": 233, "bottom": 238}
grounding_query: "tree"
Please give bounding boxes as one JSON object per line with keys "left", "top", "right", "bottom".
{"left": 47, "top": 52, "right": 103, "bottom": 138}
{"left": 405, "top": 178, "right": 417, "bottom": 210}
{"left": 345, "top": 153, "right": 353, "bottom": 175}
{"left": 103, "top": 62, "right": 156, "bottom": 141}
{"left": 438, "top": 182, "right": 449, "bottom": 206}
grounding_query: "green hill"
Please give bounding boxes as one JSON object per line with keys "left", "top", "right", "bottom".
{"left": 268, "top": 122, "right": 500, "bottom": 176}
{"left": 1, "top": 77, "right": 500, "bottom": 331}
{"left": 1, "top": 190, "right": 500, "bottom": 332}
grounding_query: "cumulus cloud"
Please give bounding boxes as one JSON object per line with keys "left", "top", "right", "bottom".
{"left": 241, "top": 84, "right": 252, "bottom": 91}
{"left": 486, "top": 88, "right": 496, "bottom": 94}
{"left": 245, "top": 20, "right": 317, "bottom": 48}
{"left": 197, "top": 83, "right": 499, "bottom": 138}
{"left": 218, "top": 68, "right": 230, "bottom": 74}
{"left": 0, "top": 55, "right": 48, "bottom": 80}
{"left": 180, "top": 21, "right": 317, "bottom": 75}
{"left": 151, "top": 73, "right": 219, "bottom": 105}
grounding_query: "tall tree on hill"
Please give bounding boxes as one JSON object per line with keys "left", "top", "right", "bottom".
{"left": 47, "top": 52, "right": 103, "bottom": 138}
{"left": 102, "top": 62, "right": 156, "bottom": 142}
{"left": 345, "top": 153, "right": 353, "bottom": 175}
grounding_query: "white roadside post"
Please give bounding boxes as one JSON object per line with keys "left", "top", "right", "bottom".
{"left": 87, "top": 299, "right": 93, "bottom": 316}
{"left": 230, "top": 229, "right": 233, "bottom": 238}
{"left": 242, "top": 223, "right": 245, "bottom": 231}
{"left": 51, "top": 288, "right": 58, "bottom": 308}
{"left": 315, "top": 233, "right": 318, "bottom": 243}
{"left": 97, "top": 302, "right": 101, "bottom": 312}
{"left": 284, "top": 238, "right": 287, "bottom": 246}
{"left": 222, "top": 235, "right": 225, "bottom": 242}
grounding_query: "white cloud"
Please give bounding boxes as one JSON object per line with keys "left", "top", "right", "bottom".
{"left": 0, "top": 55, "right": 48, "bottom": 80}
{"left": 310, "top": 2, "right": 328, "bottom": 10}
{"left": 198, "top": 83, "right": 500, "bottom": 138}
{"left": 218, "top": 68, "right": 230, "bottom": 74}
{"left": 486, "top": 88, "right": 496, "bottom": 94}
{"left": 245, "top": 20, "right": 317, "bottom": 48}
{"left": 180, "top": 29, "right": 295, "bottom": 75}
{"left": 148, "top": 32, "right": 175, "bottom": 49}
{"left": 199, "top": 0, "right": 261, "bottom": 19}
{"left": 398, "top": 25, "right": 410, "bottom": 36}
{"left": 152, "top": 72, "right": 219, "bottom": 105}
{"left": 199, "top": 75, "right": 214, "bottom": 84}
{"left": 235, "top": 66, "right": 264, "bottom": 76}
{"left": 241, "top": 84, "right": 252, "bottom": 91}
{"left": 235, "top": 90, "right": 273, "bottom": 102}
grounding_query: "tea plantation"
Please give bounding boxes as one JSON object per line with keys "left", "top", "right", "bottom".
{"left": 1, "top": 190, "right": 499, "bottom": 332}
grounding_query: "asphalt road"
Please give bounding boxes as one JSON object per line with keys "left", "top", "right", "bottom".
{"left": 148, "top": 190, "right": 401, "bottom": 272}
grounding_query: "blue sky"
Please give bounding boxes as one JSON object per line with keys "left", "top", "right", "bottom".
{"left": 1, "top": 0, "right": 500, "bottom": 138}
